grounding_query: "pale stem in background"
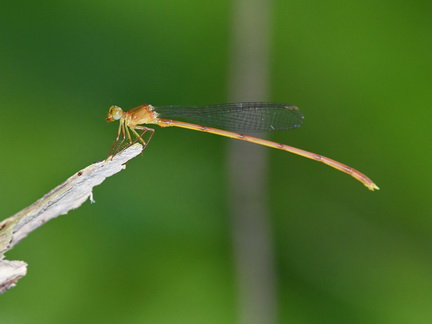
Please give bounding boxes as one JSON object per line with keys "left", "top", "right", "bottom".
{"left": 228, "top": 0, "right": 277, "bottom": 323}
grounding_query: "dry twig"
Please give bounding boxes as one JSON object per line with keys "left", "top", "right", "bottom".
{"left": 0, "top": 144, "right": 143, "bottom": 293}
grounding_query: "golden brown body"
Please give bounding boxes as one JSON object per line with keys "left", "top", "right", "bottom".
{"left": 106, "top": 104, "right": 379, "bottom": 191}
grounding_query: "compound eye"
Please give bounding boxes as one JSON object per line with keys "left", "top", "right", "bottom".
{"left": 107, "top": 106, "right": 124, "bottom": 121}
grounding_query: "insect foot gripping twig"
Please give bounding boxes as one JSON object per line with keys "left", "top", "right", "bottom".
{"left": 0, "top": 143, "right": 143, "bottom": 294}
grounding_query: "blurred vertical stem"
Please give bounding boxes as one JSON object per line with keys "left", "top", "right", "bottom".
{"left": 227, "top": 0, "right": 277, "bottom": 323}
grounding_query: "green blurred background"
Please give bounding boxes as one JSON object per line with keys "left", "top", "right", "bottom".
{"left": 1, "top": 0, "right": 431, "bottom": 323}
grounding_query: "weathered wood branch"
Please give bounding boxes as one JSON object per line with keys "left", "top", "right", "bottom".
{"left": 0, "top": 144, "right": 143, "bottom": 293}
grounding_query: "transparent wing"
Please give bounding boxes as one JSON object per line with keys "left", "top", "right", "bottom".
{"left": 154, "top": 102, "right": 304, "bottom": 132}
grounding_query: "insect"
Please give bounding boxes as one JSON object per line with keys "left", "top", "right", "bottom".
{"left": 106, "top": 102, "right": 379, "bottom": 191}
